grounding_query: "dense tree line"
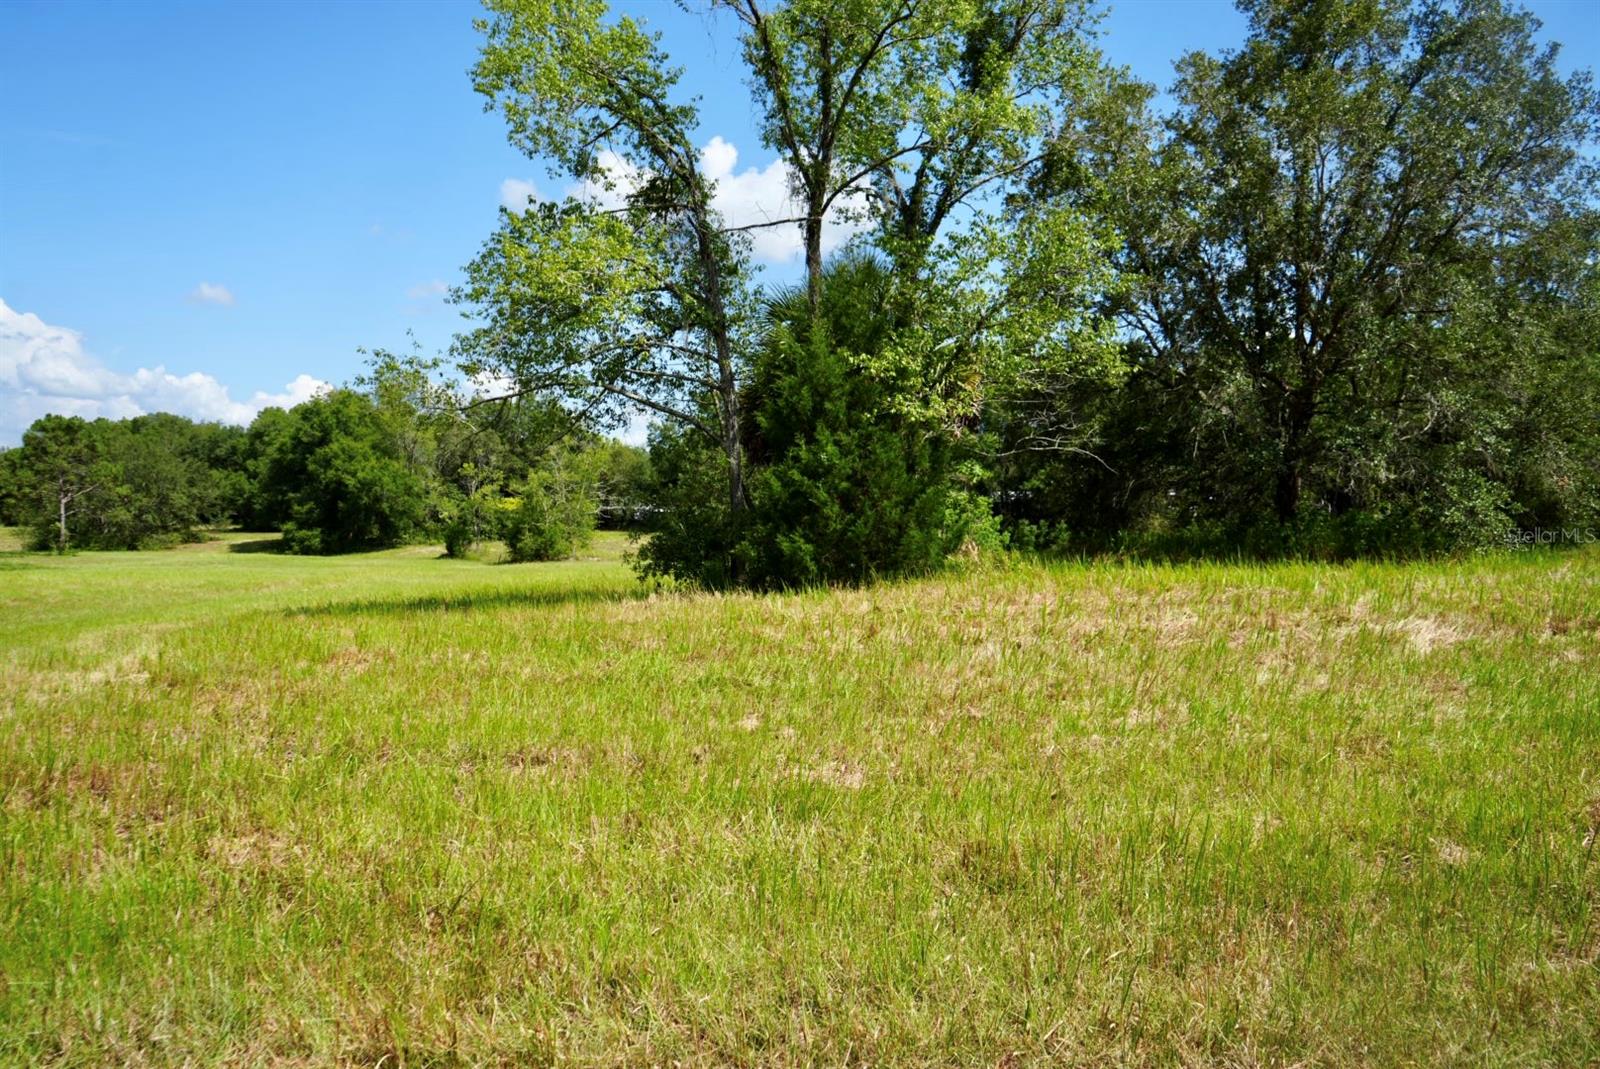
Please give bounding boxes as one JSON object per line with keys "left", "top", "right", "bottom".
{"left": 0, "top": 413, "right": 244, "bottom": 551}
{"left": 458, "top": 0, "right": 1598, "bottom": 585}
{"left": 1001, "top": 0, "right": 1600, "bottom": 556}
{"left": 7, "top": 0, "right": 1596, "bottom": 585}
{"left": 0, "top": 361, "right": 651, "bottom": 556}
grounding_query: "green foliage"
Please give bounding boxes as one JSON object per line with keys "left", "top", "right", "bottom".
{"left": 737, "top": 256, "right": 981, "bottom": 588}
{"left": 9, "top": 412, "right": 241, "bottom": 551}
{"left": 257, "top": 390, "right": 426, "bottom": 555}
{"left": 228, "top": 355, "right": 637, "bottom": 562}
{"left": 442, "top": 465, "right": 506, "bottom": 559}
{"left": 462, "top": 0, "right": 1122, "bottom": 589}
{"left": 637, "top": 257, "right": 1001, "bottom": 589}
{"left": 633, "top": 421, "right": 745, "bottom": 588}
{"left": 1025, "top": 0, "right": 1600, "bottom": 556}
{"left": 504, "top": 449, "right": 600, "bottom": 562}
{"left": 738, "top": 339, "right": 958, "bottom": 587}
{"left": 588, "top": 438, "right": 653, "bottom": 528}
{"left": 0, "top": 447, "right": 22, "bottom": 526}
{"left": 12, "top": 0, "right": 1596, "bottom": 571}
{"left": 16, "top": 415, "right": 111, "bottom": 551}
{"left": 98, "top": 415, "right": 231, "bottom": 547}
{"left": 463, "top": 0, "right": 751, "bottom": 537}
{"left": 231, "top": 406, "right": 295, "bottom": 531}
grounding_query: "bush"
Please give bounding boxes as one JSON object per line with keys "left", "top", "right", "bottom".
{"left": 735, "top": 257, "right": 982, "bottom": 589}
{"left": 443, "top": 513, "right": 475, "bottom": 560}
{"left": 734, "top": 332, "right": 971, "bottom": 588}
{"left": 632, "top": 422, "right": 743, "bottom": 587}
{"left": 639, "top": 255, "right": 990, "bottom": 590}
{"left": 504, "top": 452, "right": 598, "bottom": 562}
{"left": 257, "top": 390, "right": 425, "bottom": 554}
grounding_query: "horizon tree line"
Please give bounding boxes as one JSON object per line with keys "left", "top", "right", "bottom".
{"left": 5, "top": 0, "right": 1597, "bottom": 584}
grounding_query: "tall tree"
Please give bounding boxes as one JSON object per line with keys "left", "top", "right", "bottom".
{"left": 729, "top": 0, "right": 1100, "bottom": 296}
{"left": 256, "top": 390, "right": 426, "bottom": 554}
{"left": 1069, "top": 0, "right": 1600, "bottom": 529}
{"left": 723, "top": 0, "right": 926, "bottom": 310}
{"left": 17, "top": 415, "right": 108, "bottom": 552}
{"left": 733, "top": 0, "right": 1121, "bottom": 439}
{"left": 0, "top": 448, "right": 23, "bottom": 527}
{"left": 459, "top": 0, "right": 754, "bottom": 556}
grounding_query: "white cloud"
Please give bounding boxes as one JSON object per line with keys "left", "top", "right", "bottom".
{"left": 467, "top": 370, "right": 518, "bottom": 401}
{"left": 701, "top": 136, "right": 739, "bottom": 181}
{"left": 618, "top": 409, "right": 652, "bottom": 447}
{"left": 187, "top": 281, "right": 236, "bottom": 306}
{"left": 500, "top": 177, "right": 541, "bottom": 213}
{"left": 698, "top": 136, "right": 868, "bottom": 263}
{"left": 0, "top": 298, "right": 328, "bottom": 444}
{"left": 500, "top": 136, "right": 870, "bottom": 264}
{"left": 405, "top": 279, "right": 449, "bottom": 301}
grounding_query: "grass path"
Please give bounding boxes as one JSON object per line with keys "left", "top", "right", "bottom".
{"left": 2, "top": 538, "right": 1598, "bottom": 1066}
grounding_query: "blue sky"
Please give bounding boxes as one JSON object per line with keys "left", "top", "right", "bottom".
{"left": 1, "top": 0, "right": 1595, "bottom": 444}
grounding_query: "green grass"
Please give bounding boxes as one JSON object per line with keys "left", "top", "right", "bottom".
{"left": 2, "top": 534, "right": 1598, "bottom": 1066}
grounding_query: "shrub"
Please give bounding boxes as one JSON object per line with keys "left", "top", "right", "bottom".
{"left": 504, "top": 453, "right": 598, "bottom": 562}
{"left": 639, "top": 255, "right": 991, "bottom": 590}
{"left": 256, "top": 391, "right": 426, "bottom": 555}
{"left": 632, "top": 422, "right": 743, "bottom": 587}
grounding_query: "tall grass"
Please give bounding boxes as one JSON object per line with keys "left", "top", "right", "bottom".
{"left": 2, "top": 533, "right": 1597, "bottom": 1065}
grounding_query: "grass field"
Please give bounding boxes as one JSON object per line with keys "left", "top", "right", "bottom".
{"left": 2, "top": 532, "right": 1598, "bottom": 1066}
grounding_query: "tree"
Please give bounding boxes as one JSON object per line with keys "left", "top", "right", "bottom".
{"left": 709, "top": 0, "right": 1122, "bottom": 582}
{"left": 459, "top": 0, "right": 754, "bottom": 579}
{"left": 442, "top": 464, "right": 506, "bottom": 558}
{"left": 256, "top": 390, "right": 425, "bottom": 554}
{"left": 1062, "top": 0, "right": 1600, "bottom": 543}
{"left": 741, "top": 255, "right": 982, "bottom": 587}
{"left": 457, "top": 0, "right": 1121, "bottom": 588}
{"left": 95, "top": 414, "right": 230, "bottom": 548}
{"left": 504, "top": 446, "right": 600, "bottom": 561}
{"left": 9, "top": 413, "right": 253, "bottom": 551}
{"left": 0, "top": 447, "right": 25, "bottom": 527}
{"left": 733, "top": 0, "right": 1120, "bottom": 431}
{"left": 181, "top": 420, "right": 250, "bottom": 527}
{"left": 587, "top": 438, "right": 653, "bottom": 528}
{"left": 16, "top": 415, "right": 108, "bottom": 552}
{"left": 723, "top": 0, "right": 929, "bottom": 310}
{"left": 235, "top": 407, "right": 297, "bottom": 531}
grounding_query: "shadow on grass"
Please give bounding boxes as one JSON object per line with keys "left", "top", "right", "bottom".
{"left": 288, "top": 583, "right": 647, "bottom": 619}
{"left": 228, "top": 537, "right": 287, "bottom": 555}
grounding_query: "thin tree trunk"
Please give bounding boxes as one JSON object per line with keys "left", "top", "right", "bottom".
{"left": 1274, "top": 391, "right": 1315, "bottom": 523}
{"left": 690, "top": 186, "right": 746, "bottom": 584}
{"left": 804, "top": 197, "right": 825, "bottom": 315}
{"left": 1273, "top": 460, "right": 1302, "bottom": 523}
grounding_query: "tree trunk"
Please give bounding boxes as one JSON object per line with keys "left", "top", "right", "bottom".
{"left": 1273, "top": 460, "right": 1301, "bottom": 523}
{"left": 690, "top": 186, "right": 746, "bottom": 585}
{"left": 1274, "top": 389, "right": 1315, "bottom": 523}
{"left": 804, "top": 201, "right": 825, "bottom": 316}
{"left": 724, "top": 418, "right": 745, "bottom": 514}
{"left": 57, "top": 492, "right": 69, "bottom": 552}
